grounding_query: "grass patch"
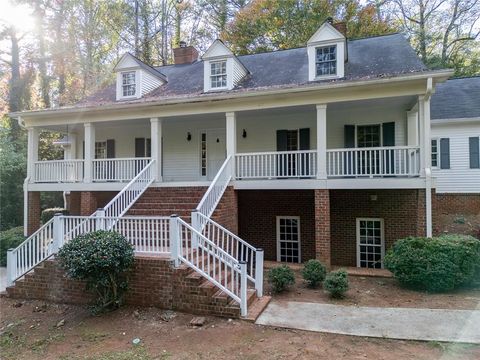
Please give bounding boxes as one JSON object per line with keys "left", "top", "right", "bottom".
{"left": 80, "top": 330, "right": 110, "bottom": 343}
{"left": 59, "top": 346, "right": 152, "bottom": 360}
{"left": 30, "top": 332, "right": 65, "bottom": 353}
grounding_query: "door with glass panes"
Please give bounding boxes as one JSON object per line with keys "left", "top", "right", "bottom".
{"left": 276, "top": 216, "right": 301, "bottom": 263}
{"left": 356, "top": 218, "right": 384, "bottom": 268}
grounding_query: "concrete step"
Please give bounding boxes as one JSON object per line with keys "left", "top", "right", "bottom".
{"left": 244, "top": 295, "right": 272, "bottom": 322}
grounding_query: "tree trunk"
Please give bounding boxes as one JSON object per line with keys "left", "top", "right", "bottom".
{"left": 35, "top": 1, "right": 51, "bottom": 108}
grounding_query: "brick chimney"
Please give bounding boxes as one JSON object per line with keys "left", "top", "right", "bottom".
{"left": 333, "top": 22, "right": 347, "bottom": 37}
{"left": 173, "top": 41, "right": 199, "bottom": 65}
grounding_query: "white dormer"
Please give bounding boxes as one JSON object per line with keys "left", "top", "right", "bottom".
{"left": 202, "top": 40, "right": 248, "bottom": 92}
{"left": 114, "top": 53, "right": 167, "bottom": 101}
{"left": 307, "top": 22, "right": 346, "bottom": 81}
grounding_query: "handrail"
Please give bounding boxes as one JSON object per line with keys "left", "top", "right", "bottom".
{"left": 236, "top": 149, "right": 317, "bottom": 156}
{"left": 327, "top": 146, "right": 420, "bottom": 152}
{"left": 196, "top": 155, "right": 232, "bottom": 219}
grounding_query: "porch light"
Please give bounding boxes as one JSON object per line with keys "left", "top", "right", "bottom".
{"left": 187, "top": 132, "right": 192, "bottom": 141}
{"left": 242, "top": 129, "right": 247, "bottom": 138}
{"left": 53, "top": 135, "right": 71, "bottom": 147}
{"left": 370, "top": 194, "right": 378, "bottom": 201}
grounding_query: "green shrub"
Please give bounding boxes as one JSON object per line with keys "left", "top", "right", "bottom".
{"left": 57, "top": 230, "right": 135, "bottom": 313}
{"left": 384, "top": 235, "right": 480, "bottom": 292}
{"left": 301, "top": 259, "right": 327, "bottom": 288}
{"left": 41, "top": 208, "right": 69, "bottom": 224}
{"left": 323, "top": 270, "right": 349, "bottom": 298}
{"left": 267, "top": 265, "right": 295, "bottom": 293}
{"left": 0, "top": 227, "right": 25, "bottom": 266}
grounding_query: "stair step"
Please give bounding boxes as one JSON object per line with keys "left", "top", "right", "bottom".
{"left": 244, "top": 295, "right": 272, "bottom": 322}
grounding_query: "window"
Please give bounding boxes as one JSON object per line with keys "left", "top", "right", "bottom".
{"left": 431, "top": 139, "right": 438, "bottom": 167}
{"left": 357, "top": 218, "right": 384, "bottom": 269}
{"left": 277, "top": 217, "right": 301, "bottom": 263}
{"left": 315, "top": 45, "right": 337, "bottom": 77}
{"left": 357, "top": 125, "right": 381, "bottom": 148}
{"left": 210, "top": 61, "right": 227, "bottom": 89}
{"left": 95, "top": 141, "right": 107, "bottom": 159}
{"left": 200, "top": 132, "right": 207, "bottom": 176}
{"left": 122, "top": 71, "right": 136, "bottom": 97}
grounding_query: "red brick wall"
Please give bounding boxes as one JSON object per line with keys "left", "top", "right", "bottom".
{"left": 432, "top": 192, "right": 480, "bottom": 236}
{"left": 237, "top": 190, "right": 316, "bottom": 262}
{"left": 329, "top": 189, "right": 425, "bottom": 267}
{"left": 7, "top": 257, "right": 241, "bottom": 318}
{"left": 212, "top": 186, "right": 238, "bottom": 234}
{"left": 314, "top": 190, "right": 331, "bottom": 267}
{"left": 80, "top": 191, "right": 97, "bottom": 215}
{"left": 66, "top": 192, "right": 81, "bottom": 215}
{"left": 27, "top": 191, "right": 41, "bottom": 235}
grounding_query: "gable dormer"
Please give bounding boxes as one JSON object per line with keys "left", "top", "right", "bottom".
{"left": 307, "top": 21, "right": 346, "bottom": 81}
{"left": 202, "top": 40, "right": 248, "bottom": 92}
{"left": 114, "top": 53, "right": 167, "bottom": 101}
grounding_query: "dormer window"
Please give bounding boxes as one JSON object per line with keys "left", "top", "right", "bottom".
{"left": 316, "top": 45, "right": 337, "bottom": 76}
{"left": 122, "top": 71, "right": 136, "bottom": 97}
{"left": 210, "top": 61, "right": 227, "bottom": 89}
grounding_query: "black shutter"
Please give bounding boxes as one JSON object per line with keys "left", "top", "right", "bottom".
{"left": 135, "top": 138, "right": 145, "bottom": 157}
{"left": 382, "top": 122, "right": 395, "bottom": 174}
{"left": 146, "top": 138, "right": 152, "bottom": 158}
{"left": 276, "top": 130, "right": 288, "bottom": 177}
{"left": 299, "top": 128, "right": 310, "bottom": 176}
{"left": 382, "top": 122, "right": 395, "bottom": 146}
{"left": 469, "top": 137, "right": 480, "bottom": 169}
{"left": 106, "top": 139, "right": 115, "bottom": 158}
{"left": 440, "top": 138, "right": 450, "bottom": 169}
{"left": 82, "top": 141, "right": 85, "bottom": 159}
{"left": 344, "top": 125, "right": 355, "bottom": 175}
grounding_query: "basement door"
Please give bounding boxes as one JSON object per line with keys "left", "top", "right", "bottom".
{"left": 202, "top": 129, "right": 226, "bottom": 181}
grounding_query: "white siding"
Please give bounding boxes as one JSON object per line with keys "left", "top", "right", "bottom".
{"left": 232, "top": 59, "right": 247, "bottom": 86}
{"left": 141, "top": 70, "right": 163, "bottom": 95}
{"left": 431, "top": 122, "right": 480, "bottom": 193}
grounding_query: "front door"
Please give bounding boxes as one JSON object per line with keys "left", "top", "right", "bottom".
{"left": 205, "top": 129, "right": 226, "bottom": 181}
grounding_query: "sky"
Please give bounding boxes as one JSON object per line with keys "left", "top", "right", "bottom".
{"left": 0, "top": 1, "right": 35, "bottom": 32}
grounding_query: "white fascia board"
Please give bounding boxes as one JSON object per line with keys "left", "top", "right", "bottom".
{"left": 431, "top": 117, "right": 480, "bottom": 126}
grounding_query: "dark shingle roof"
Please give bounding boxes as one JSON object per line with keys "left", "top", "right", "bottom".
{"left": 431, "top": 76, "right": 480, "bottom": 120}
{"left": 77, "top": 33, "right": 427, "bottom": 108}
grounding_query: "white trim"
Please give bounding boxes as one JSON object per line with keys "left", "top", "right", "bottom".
{"left": 276, "top": 216, "right": 301, "bottom": 263}
{"left": 356, "top": 218, "right": 385, "bottom": 269}
{"left": 432, "top": 117, "right": 480, "bottom": 125}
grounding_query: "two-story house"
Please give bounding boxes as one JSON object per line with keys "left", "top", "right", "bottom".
{"left": 8, "top": 21, "right": 459, "bottom": 316}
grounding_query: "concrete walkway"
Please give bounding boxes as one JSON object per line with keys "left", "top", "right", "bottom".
{"left": 256, "top": 301, "right": 480, "bottom": 344}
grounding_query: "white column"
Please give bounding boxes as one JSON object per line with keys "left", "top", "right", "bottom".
{"left": 226, "top": 112, "right": 236, "bottom": 158}
{"left": 64, "top": 133, "right": 77, "bottom": 160}
{"left": 150, "top": 117, "right": 163, "bottom": 182}
{"left": 27, "top": 127, "right": 39, "bottom": 180}
{"left": 84, "top": 123, "right": 95, "bottom": 183}
{"left": 406, "top": 110, "right": 418, "bottom": 147}
{"left": 316, "top": 104, "right": 327, "bottom": 179}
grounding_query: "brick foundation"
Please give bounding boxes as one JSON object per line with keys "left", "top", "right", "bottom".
{"left": 314, "top": 190, "right": 331, "bottom": 267}
{"left": 7, "top": 256, "right": 241, "bottom": 318}
{"left": 238, "top": 190, "right": 316, "bottom": 262}
{"left": 27, "top": 191, "right": 41, "bottom": 235}
{"left": 211, "top": 186, "right": 238, "bottom": 234}
{"left": 330, "top": 189, "right": 426, "bottom": 267}
{"left": 432, "top": 192, "right": 480, "bottom": 236}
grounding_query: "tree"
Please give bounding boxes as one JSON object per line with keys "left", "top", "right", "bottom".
{"left": 224, "top": 0, "right": 395, "bottom": 55}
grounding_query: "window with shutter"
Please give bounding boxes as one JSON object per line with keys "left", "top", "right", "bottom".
{"left": 469, "top": 137, "right": 480, "bottom": 169}
{"left": 440, "top": 138, "right": 450, "bottom": 169}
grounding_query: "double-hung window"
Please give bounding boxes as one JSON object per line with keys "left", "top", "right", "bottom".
{"left": 431, "top": 139, "right": 439, "bottom": 167}
{"left": 122, "top": 71, "right": 136, "bottom": 97}
{"left": 315, "top": 45, "right": 337, "bottom": 77}
{"left": 210, "top": 61, "right": 227, "bottom": 89}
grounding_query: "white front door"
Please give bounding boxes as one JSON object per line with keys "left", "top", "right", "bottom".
{"left": 206, "top": 129, "right": 226, "bottom": 180}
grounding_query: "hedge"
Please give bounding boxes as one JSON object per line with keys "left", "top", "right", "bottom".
{"left": 41, "top": 208, "right": 69, "bottom": 224}
{"left": 0, "top": 227, "right": 25, "bottom": 266}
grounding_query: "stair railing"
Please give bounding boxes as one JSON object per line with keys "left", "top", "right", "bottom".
{"left": 170, "top": 215, "right": 248, "bottom": 316}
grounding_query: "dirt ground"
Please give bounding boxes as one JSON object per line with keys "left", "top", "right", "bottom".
{"left": 268, "top": 270, "right": 480, "bottom": 310}
{"left": 1, "top": 298, "right": 479, "bottom": 360}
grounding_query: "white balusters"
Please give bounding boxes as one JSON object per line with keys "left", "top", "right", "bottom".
{"left": 92, "top": 158, "right": 151, "bottom": 182}
{"left": 33, "top": 160, "right": 84, "bottom": 183}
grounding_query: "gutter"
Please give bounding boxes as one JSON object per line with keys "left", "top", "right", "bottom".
{"left": 431, "top": 117, "right": 480, "bottom": 125}
{"left": 10, "top": 69, "right": 454, "bottom": 119}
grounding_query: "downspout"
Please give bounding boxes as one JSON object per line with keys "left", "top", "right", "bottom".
{"left": 424, "top": 78, "right": 433, "bottom": 237}
{"left": 17, "top": 116, "right": 30, "bottom": 236}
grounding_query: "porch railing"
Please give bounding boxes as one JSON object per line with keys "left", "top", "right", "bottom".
{"left": 192, "top": 212, "right": 263, "bottom": 297}
{"left": 34, "top": 160, "right": 84, "bottom": 183}
{"left": 93, "top": 158, "right": 151, "bottom": 182}
{"left": 326, "top": 146, "right": 420, "bottom": 177}
{"left": 235, "top": 150, "right": 317, "bottom": 179}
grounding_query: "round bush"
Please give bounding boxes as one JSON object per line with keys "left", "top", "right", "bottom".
{"left": 41, "top": 208, "right": 69, "bottom": 224}
{"left": 267, "top": 265, "right": 295, "bottom": 293}
{"left": 384, "top": 235, "right": 480, "bottom": 292}
{"left": 323, "top": 270, "right": 349, "bottom": 298}
{"left": 301, "top": 259, "right": 327, "bottom": 288}
{"left": 57, "top": 230, "right": 135, "bottom": 313}
{"left": 0, "top": 227, "right": 25, "bottom": 266}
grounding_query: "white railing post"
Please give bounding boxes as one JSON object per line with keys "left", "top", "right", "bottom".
{"left": 52, "top": 213, "right": 64, "bottom": 253}
{"left": 255, "top": 248, "right": 264, "bottom": 297}
{"left": 170, "top": 214, "right": 180, "bottom": 267}
{"left": 96, "top": 208, "right": 106, "bottom": 230}
{"left": 6, "top": 249, "right": 16, "bottom": 287}
{"left": 191, "top": 210, "right": 200, "bottom": 248}
{"left": 240, "top": 261, "right": 248, "bottom": 317}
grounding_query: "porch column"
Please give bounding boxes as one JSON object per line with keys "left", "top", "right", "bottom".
{"left": 316, "top": 104, "right": 327, "bottom": 179}
{"left": 84, "top": 123, "right": 95, "bottom": 183}
{"left": 226, "top": 112, "right": 236, "bottom": 178}
{"left": 150, "top": 117, "right": 163, "bottom": 182}
{"left": 64, "top": 133, "right": 77, "bottom": 160}
{"left": 26, "top": 127, "right": 39, "bottom": 180}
